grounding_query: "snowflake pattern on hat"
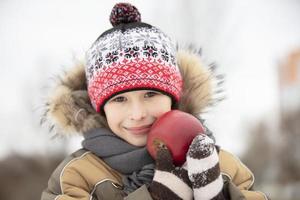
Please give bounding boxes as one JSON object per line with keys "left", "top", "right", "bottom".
{"left": 86, "top": 27, "right": 176, "bottom": 79}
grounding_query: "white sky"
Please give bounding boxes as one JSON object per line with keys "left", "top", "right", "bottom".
{"left": 0, "top": 0, "right": 299, "bottom": 158}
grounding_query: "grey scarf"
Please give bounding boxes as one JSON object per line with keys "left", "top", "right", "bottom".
{"left": 82, "top": 128, "right": 155, "bottom": 193}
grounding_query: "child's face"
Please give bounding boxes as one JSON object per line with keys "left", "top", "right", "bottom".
{"left": 104, "top": 90, "right": 172, "bottom": 147}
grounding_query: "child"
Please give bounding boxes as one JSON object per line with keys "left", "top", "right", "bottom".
{"left": 41, "top": 3, "right": 268, "bottom": 200}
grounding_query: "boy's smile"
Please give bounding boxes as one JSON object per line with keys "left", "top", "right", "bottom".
{"left": 124, "top": 124, "right": 153, "bottom": 135}
{"left": 103, "top": 90, "right": 172, "bottom": 146}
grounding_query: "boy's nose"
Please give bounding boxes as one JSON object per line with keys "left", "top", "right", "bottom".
{"left": 129, "top": 103, "right": 147, "bottom": 121}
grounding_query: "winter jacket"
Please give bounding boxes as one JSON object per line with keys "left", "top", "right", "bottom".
{"left": 41, "top": 49, "right": 268, "bottom": 200}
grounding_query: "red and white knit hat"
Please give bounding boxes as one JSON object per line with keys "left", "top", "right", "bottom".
{"left": 86, "top": 3, "right": 183, "bottom": 112}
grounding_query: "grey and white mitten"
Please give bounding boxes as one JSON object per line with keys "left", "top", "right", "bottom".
{"left": 148, "top": 145, "right": 193, "bottom": 200}
{"left": 187, "top": 134, "right": 225, "bottom": 200}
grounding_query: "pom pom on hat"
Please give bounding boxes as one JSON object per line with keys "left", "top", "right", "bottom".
{"left": 110, "top": 3, "right": 141, "bottom": 27}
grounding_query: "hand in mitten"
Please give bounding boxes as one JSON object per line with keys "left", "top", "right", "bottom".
{"left": 148, "top": 144, "right": 193, "bottom": 200}
{"left": 187, "top": 134, "right": 225, "bottom": 200}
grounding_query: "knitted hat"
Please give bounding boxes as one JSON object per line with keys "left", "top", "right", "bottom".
{"left": 86, "top": 3, "right": 183, "bottom": 112}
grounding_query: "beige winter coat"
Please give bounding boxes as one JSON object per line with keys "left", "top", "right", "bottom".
{"left": 41, "top": 49, "right": 268, "bottom": 200}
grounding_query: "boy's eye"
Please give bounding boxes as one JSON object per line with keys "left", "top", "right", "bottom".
{"left": 111, "top": 96, "right": 126, "bottom": 102}
{"left": 144, "top": 91, "right": 159, "bottom": 98}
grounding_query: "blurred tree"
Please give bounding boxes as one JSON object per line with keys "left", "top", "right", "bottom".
{"left": 0, "top": 154, "right": 64, "bottom": 200}
{"left": 278, "top": 110, "right": 300, "bottom": 183}
{"left": 242, "top": 109, "right": 300, "bottom": 200}
{"left": 242, "top": 122, "right": 274, "bottom": 185}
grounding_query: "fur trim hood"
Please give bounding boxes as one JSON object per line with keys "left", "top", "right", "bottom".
{"left": 41, "top": 48, "right": 223, "bottom": 136}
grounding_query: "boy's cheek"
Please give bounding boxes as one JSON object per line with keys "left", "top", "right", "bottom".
{"left": 155, "top": 108, "right": 172, "bottom": 118}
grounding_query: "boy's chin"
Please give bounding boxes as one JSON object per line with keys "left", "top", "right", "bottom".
{"left": 127, "top": 139, "right": 147, "bottom": 147}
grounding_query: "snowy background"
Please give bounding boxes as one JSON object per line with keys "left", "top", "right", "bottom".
{"left": 1, "top": 0, "right": 299, "bottom": 158}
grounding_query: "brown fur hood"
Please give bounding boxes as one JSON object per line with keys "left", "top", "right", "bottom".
{"left": 41, "top": 48, "right": 223, "bottom": 136}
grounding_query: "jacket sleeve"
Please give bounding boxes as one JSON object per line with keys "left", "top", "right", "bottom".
{"left": 41, "top": 163, "right": 95, "bottom": 200}
{"left": 219, "top": 149, "right": 269, "bottom": 200}
{"left": 41, "top": 150, "right": 127, "bottom": 200}
{"left": 42, "top": 186, "right": 91, "bottom": 200}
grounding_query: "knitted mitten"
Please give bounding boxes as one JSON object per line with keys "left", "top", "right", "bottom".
{"left": 186, "top": 134, "right": 225, "bottom": 200}
{"left": 148, "top": 145, "right": 193, "bottom": 200}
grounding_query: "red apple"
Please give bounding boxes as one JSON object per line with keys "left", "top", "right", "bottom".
{"left": 147, "top": 110, "right": 205, "bottom": 166}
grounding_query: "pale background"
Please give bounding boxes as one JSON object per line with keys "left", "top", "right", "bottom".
{"left": 1, "top": 0, "right": 299, "bottom": 156}
{"left": 0, "top": 0, "right": 300, "bottom": 199}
